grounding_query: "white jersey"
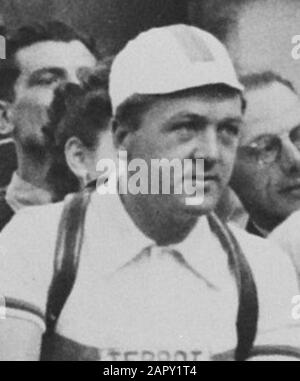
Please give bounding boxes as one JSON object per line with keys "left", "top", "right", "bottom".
{"left": 0, "top": 191, "right": 299, "bottom": 360}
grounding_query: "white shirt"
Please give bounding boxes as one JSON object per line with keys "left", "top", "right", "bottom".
{"left": 270, "top": 210, "right": 300, "bottom": 284}
{"left": 6, "top": 172, "right": 53, "bottom": 212}
{"left": 0, "top": 191, "right": 299, "bottom": 360}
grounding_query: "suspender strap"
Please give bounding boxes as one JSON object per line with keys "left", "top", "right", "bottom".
{"left": 208, "top": 213, "right": 259, "bottom": 361}
{"left": 45, "top": 189, "right": 92, "bottom": 334}
{"left": 0, "top": 191, "right": 14, "bottom": 232}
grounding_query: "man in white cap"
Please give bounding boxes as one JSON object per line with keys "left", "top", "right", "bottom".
{"left": 0, "top": 24, "right": 299, "bottom": 361}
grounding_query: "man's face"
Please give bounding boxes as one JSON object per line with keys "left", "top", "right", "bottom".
{"left": 231, "top": 83, "right": 300, "bottom": 228}
{"left": 11, "top": 40, "right": 96, "bottom": 149}
{"left": 121, "top": 91, "right": 243, "bottom": 216}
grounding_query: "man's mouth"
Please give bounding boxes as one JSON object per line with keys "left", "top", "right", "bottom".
{"left": 203, "top": 175, "right": 219, "bottom": 182}
{"left": 184, "top": 175, "right": 220, "bottom": 192}
{"left": 181, "top": 172, "right": 220, "bottom": 192}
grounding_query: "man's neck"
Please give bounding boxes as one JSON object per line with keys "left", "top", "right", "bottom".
{"left": 121, "top": 193, "right": 198, "bottom": 246}
{"left": 16, "top": 148, "right": 53, "bottom": 194}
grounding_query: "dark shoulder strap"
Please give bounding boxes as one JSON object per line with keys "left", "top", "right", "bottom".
{"left": 208, "top": 213, "right": 259, "bottom": 361}
{"left": 0, "top": 190, "right": 14, "bottom": 232}
{"left": 45, "top": 189, "right": 92, "bottom": 333}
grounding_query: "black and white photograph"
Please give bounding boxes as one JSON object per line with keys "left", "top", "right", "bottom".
{"left": 0, "top": 0, "right": 299, "bottom": 364}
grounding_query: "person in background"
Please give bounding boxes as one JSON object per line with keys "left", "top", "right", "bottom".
{"left": 44, "top": 78, "right": 113, "bottom": 200}
{"left": 0, "top": 21, "right": 98, "bottom": 231}
{"left": 230, "top": 72, "right": 300, "bottom": 237}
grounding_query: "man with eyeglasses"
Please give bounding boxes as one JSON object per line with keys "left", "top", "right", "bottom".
{"left": 231, "top": 72, "right": 300, "bottom": 237}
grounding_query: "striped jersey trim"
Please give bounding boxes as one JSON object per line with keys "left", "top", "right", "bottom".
{"left": 5, "top": 297, "right": 45, "bottom": 322}
{"left": 249, "top": 345, "right": 300, "bottom": 360}
{"left": 213, "top": 345, "right": 300, "bottom": 361}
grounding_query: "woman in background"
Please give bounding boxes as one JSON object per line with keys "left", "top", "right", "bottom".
{"left": 44, "top": 68, "right": 113, "bottom": 201}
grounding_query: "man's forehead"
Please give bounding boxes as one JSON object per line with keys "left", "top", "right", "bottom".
{"left": 144, "top": 93, "right": 243, "bottom": 122}
{"left": 241, "top": 83, "right": 300, "bottom": 143}
{"left": 15, "top": 40, "right": 96, "bottom": 72}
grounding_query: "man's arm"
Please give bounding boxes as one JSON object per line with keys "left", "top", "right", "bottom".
{"left": 0, "top": 318, "right": 43, "bottom": 361}
{"left": 0, "top": 206, "right": 59, "bottom": 361}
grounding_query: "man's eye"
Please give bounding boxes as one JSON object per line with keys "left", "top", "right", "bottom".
{"left": 290, "top": 125, "right": 300, "bottom": 150}
{"left": 173, "top": 122, "right": 191, "bottom": 130}
{"left": 218, "top": 123, "right": 239, "bottom": 137}
{"left": 263, "top": 141, "right": 276, "bottom": 152}
{"left": 171, "top": 123, "right": 198, "bottom": 140}
{"left": 35, "top": 74, "right": 59, "bottom": 86}
{"left": 172, "top": 122, "right": 198, "bottom": 132}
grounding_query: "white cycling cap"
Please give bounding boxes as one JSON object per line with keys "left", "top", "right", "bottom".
{"left": 109, "top": 24, "right": 243, "bottom": 114}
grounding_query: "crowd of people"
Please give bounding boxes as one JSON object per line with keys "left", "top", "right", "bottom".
{"left": 0, "top": 20, "right": 299, "bottom": 361}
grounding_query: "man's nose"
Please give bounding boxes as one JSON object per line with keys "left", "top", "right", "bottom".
{"left": 66, "top": 68, "right": 86, "bottom": 85}
{"left": 193, "top": 128, "right": 219, "bottom": 170}
{"left": 196, "top": 128, "right": 219, "bottom": 158}
{"left": 279, "top": 137, "right": 300, "bottom": 174}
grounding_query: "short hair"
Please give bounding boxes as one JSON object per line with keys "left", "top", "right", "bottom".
{"left": 0, "top": 21, "right": 97, "bottom": 102}
{"left": 44, "top": 65, "right": 112, "bottom": 200}
{"left": 114, "top": 84, "right": 245, "bottom": 132}
{"left": 240, "top": 71, "right": 296, "bottom": 94}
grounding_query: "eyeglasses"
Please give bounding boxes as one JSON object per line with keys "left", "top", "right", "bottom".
{"left": 239, "top": 124, "right": 300, "bottom": 164}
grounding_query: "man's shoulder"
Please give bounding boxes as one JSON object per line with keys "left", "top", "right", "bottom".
{"left": 14, "top": 198, "right": 64, "bottom": 221}
{"left": 230, "top": 222, "right": 280, "bottom": 250}
{"left": 0, "top": 200, "right": 66, "bottom": 324}
{"left": 229, "top": 223, "right": 293, "bottom": 267}
{"left": 4, "top": 199, "right": 64, "bottom": 227}
{"left": 229, "top": 223, "right": 300, "bottom": 339}
{"left": 229, "top": 223, "right": 298, "bottom": 299}
{"left": 270, "top": 211, "right": 300, "bottom": 281}
{"left": 270, "top": 210, "right": 300, "bottom": 244}
{"left": 286, "top": 209, "right": 300, "bottom": 222}
{"left": 0, "top": 199, "right": 65, "bottom": 259}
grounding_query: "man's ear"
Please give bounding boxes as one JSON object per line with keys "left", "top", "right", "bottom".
{"left": 112, "top": 118, "right": 131, "bottom": 151}
{"left": 0, "top": 101, "right": 14, "bottom": 135}
{"left": 65, "top": 136, "right": 89, "bottom": 184}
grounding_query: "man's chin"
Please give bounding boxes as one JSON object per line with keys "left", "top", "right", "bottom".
{"left": 179, "top": 194, "right": 218, "bottom": 216}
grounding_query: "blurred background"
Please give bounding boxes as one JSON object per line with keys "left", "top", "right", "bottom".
{"left": 0, "top": 0, "right": 300, "bottom": 188}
